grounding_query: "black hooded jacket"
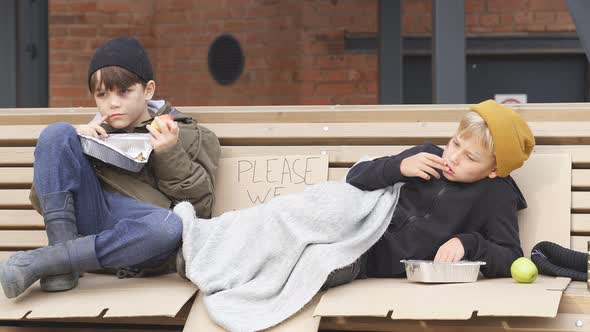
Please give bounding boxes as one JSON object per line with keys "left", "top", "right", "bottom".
{"left": 346, "top": 143, "right": 526, "bottom": 278}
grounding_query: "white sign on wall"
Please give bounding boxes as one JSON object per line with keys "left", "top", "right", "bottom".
{"left": 494, "top": 94, "right": 527, "bottom": 104}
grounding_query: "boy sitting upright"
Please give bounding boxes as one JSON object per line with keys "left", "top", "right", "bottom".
{"left": 0, "top": 36, "right": 220, "bottom": 299}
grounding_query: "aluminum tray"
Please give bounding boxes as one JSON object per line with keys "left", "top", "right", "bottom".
{"left": 400, "top": 260, "right": 486, "bottom": 283}
{"left": 79, "top": 134, "right": 153, "bottom": 172}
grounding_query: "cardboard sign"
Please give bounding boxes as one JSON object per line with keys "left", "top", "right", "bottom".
{"left": 211, "top": 155, "right": 329, "bottom": 217}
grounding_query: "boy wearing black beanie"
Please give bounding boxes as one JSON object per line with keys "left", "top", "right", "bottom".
{"left": 0, "top": 36, "right": 220, "bottom": 299}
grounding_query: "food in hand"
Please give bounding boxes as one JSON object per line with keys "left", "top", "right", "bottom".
{"left": 150, "top": 114, "right": 174, "bottom": 132}
{"left": 510, "top": 257, "right": 538, "bottom": 283}
{"left": 135, "top": 152, "right": 146, "bottom": 161}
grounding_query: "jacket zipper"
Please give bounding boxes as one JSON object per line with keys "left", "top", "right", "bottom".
{"left": 392, "top": 183, "right": 450, "bottom": 232}
{"left": 424, "top": 184, "right": 449, "bottom": 218}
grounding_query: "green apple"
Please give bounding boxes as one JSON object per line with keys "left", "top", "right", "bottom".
{"left": 511, "top": 257, "right": 538, "bottom": 283}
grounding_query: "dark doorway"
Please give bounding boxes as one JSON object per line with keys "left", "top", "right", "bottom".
{"left": 404, "top": 54, "right": 588, "bottom": 104}
{"left": 0, "top": 0, "right": 48, "bottom": 108}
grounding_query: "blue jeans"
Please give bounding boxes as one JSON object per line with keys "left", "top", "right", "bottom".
{"left": 33, "top": 123, "right": 183, "bottom": 269}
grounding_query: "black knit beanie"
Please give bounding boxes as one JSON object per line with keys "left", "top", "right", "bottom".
{"left": 87, "top": 36, "right": 153, "bottom": 91}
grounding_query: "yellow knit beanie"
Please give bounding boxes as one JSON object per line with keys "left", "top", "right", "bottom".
{"left": 469, "top": 100, "right": 535, "bottom": 177}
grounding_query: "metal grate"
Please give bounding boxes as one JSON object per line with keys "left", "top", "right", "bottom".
{"left": 208, "top": 34, "right": 244, "bottom": 85}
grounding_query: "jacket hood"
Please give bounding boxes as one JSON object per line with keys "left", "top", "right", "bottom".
{"left": 503, "top": 176, "right": 527, "bottom": 210}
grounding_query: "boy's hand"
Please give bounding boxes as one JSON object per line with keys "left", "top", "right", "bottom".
{"left": 76, "top": 115, "right": 109, "bottom": 139}
{"left": 400, "top": 152, "right": 448, "bottom": 180}
{"left": 434, "top": 237, "right": 465, "bottom": 262}
{"left": 146, "top": 117, "right": 180, "bottom": 153}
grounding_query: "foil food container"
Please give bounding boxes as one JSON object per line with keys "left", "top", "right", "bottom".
{"left": 400, "top": 260, "right": 486, "bottom": 283}
{"left": 79, "top": 134, "right": 153, "bottom": 172}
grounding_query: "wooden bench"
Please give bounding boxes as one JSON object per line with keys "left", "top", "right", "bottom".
{"left": 0, "top": 103, "right": 590, "bottom": 331}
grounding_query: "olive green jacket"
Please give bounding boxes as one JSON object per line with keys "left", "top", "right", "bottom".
{"left": 30, "top": 101, "right": 220, "bottom": 218}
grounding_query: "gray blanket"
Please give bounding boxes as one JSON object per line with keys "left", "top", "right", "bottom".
{"left": 174, "top": 181, "right": 403, "bottom": 332}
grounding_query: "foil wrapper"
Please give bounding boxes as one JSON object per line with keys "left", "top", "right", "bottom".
{"left": 400, "top": 260, "right": 486, "bottom": 283}
{"left": 79, "top": 134, "right": 153, "bottom": 172}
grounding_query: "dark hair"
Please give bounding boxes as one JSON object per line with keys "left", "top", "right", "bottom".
{"left": 89, "top": 66, "right": 147, "bottom": 93}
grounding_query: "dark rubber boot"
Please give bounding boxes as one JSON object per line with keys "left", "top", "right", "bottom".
{"left": 0, "top": 236, "right": 100, "bottom": 299}
{"left": 39, "top": 191, "right": 80, "bottom": 292}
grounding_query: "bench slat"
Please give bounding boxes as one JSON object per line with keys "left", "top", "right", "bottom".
{"left": 5, "top": 105, "right": 590, "bottom": 125}
{"left": 0, "top": 230, "right": 47, "bottom": 249}
{"left": 3, "top": 229, "right": 588, "bottom": 256}
{"left": 0, "top": 167, "right": 33, "bottom": 188}
{"left": 5, "top": 145, "right": 590, "bottom": 167}
{"left": 0, "top": 210, "right": 42, "bottom": 229}
{"left": 3, "top": 167, "right": 590, "bottom": 190}
{"left": 571, "top": 236, "right": 590, "bottom": 252}
{"left": 0, "top": 184, "right": 588, "bottom": 219}
{"left": 572, "top": 192, "right": 590, "bottom": 212}
{"left": 4, "top": 122, "right": 590, "bottom": 147}
{"left": 0, "top": 147, "right": 35, "bottom": 166}
{"left": 572, "top": 214, "right": 590, "bottom": 233}
{"left": 0, "top": 190, "right": 32, "bottom": 208}
{"left": 1, "top": 207, "right": 589, "bottom": 234}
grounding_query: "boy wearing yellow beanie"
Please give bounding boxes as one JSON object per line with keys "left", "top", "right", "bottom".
{"left": 346, "top": 100, "right": 535, "bottom": 279}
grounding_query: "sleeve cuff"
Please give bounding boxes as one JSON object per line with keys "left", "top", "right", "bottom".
{"left": 456, "top": 233, "right": 478, "bottom": 259}
{"left": 382, "top": 157, "right": 406, "bottom": 184}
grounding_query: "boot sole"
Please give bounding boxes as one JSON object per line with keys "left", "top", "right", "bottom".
{"left": 40, "top": 273, "right": 79, "bottom": 292}
{"left": 0, "top": 262, "right": 18, "bottom": 299}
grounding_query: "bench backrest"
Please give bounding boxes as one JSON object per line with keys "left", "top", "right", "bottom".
{"left": 0, "top": 104, "right": 589, "bottom": 262}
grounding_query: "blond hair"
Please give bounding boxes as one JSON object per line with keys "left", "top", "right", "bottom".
{"left": 456, "top": 111, "right": 494, "bottom": 154}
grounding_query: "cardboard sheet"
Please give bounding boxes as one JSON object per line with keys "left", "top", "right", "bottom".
{"left": 315, "top": 276, "right": 570, "bottom": 320}
{"left": 510, "top": 153, "right": 572, "bottom": 255}
{"left": 315, "top": 153, "right": 573, "bottom": 322}
{"left": 212, "top": 155, "right": 329, "bottom": 216}
{"left": 183, "top": 292, "right": 322, "bottom": 332}
{"left": 0, "top": 273, "right": 197, "bottom": 320}
{"left": 0, "top": 153, "right": 573, "bottom": 330}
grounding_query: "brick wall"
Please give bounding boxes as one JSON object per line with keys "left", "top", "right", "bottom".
{"left": 49, "top": 0, "right": 575, "bottom": 107}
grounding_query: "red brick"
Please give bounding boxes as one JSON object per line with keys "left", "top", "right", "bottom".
{"left": 534, "top": 12, "right": 555, "bottom": 25}
{"left": 492, "top": 25, "right": 515, "bottom": 33}
{"left": 514, "top": 12, "right": 533, "bottom": 24}
{"left": 403, "top": 0, "right": 430, "bottom": 14}
{"left": 69, "top": 26, "right": 98, "bottom": 37}
{"left": 523, "top": 24, "right": 546, "bottom": 32}
{"left": 301, "top": 83, "right": 315, "bottom": 95}
{"left": 334, "top": 95, "right": 376, "bottom": 105}
{"left": 468, "top": 26, "right": 494, "bottom": 33}
{"left": 555, "top": 12, "right": 573, "bottom": 25}
{"left": 480, "top": 14, "right": 500, "bottom": 27}
{"left": 300, "top": 96, "right": 334, "bottom": 105}
{"left": 322, "top": 70, "right": 348, "bottom": 81}
{"left": 47, "top": 0, "right": 572, "bottom": 107}
{"left": 315, "top": 82, "right": 357, "bottom": 95}
{"left": 529, "top": 0, "right": 568, "bottom": 11}
{"left": 367, "top": 81, "right": 378, "bottom": 94}
{"left": 500, "top": 14, "right": 514, "bottom": 26}
{"left": 52, "top": 87, "right": 86, "bottom": 97}
{"left": 316, "top": 55, "right": 347, "bottom": 69}
{"left": 487, "top": 0, "right": 528, "bottom": 13}
{"left": 97, "top": 2, "right": 130, "bottom": 13}
{"left": 69, "top": 2, "right": 97, "bottom": 12}
{"left": 465, "top": 0, "right": 484, "bottom": 13}
{"left": 331, "top": 15, "right": 354, "bottom": 27}
{"left": 464, "top": 14, "right": 479, "bottom": 27}
{"left": 546, "top": 24, "right": 576, "bottom": 32}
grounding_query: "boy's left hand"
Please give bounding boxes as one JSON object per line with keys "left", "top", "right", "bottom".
{"left": 146, "top": 117, "right": 180, "bottom": 153}
{"left": 434, "top": 237, "right": 465, "bottom": 262}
